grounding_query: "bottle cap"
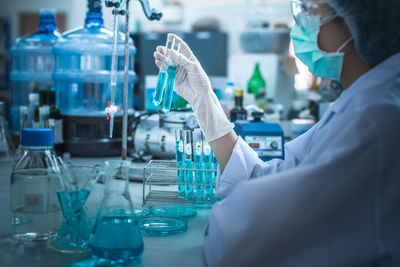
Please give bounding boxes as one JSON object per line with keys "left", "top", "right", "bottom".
{"left": 226, "top": 82, "right": 234, "bottom": 86}
{"left": 20, "top": 128, "right": 54, "bottom": 147}
{"left": 234, "top": 89, "right": 243, "bottom": 97}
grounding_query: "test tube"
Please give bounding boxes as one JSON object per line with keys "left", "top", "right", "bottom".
{"left": 183, "top": 130, "right": 194, "bottom": 201}
{"left": 193, "top": 129, "right": 204, "bottom": 202}
{"left": 203, "top": 139, "right": 214, "bottom": 202}
{"left": 153, "top": 39, "right": 174, "bottom": 106}
{"left": 161, "top": 39, "right": 181, "bottom": 114}
{"left": 212, "top": 151, "right": 218, "bottom": 187}
{"left": 175, "top": 129, "right": 185, "bottom": 198}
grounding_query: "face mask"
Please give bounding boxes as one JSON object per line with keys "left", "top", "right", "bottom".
{"left": 290, "top": 15, "right": 353, "bottom": 81}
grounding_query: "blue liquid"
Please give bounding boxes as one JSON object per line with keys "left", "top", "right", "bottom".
{"left": 161, "top": 65, "right": 177, "bottom": 113}
{"left": 176, "top": 140, "right": 185, "bottom": 198}
{"left": 194, "top": 143, "right": 204, "bottom": 202}
{"left": 203, "top": 143, "right": 214, "bottom": 202}
{"left": 184, "top": 160, "right": 194, "bottom": 202}
{"left": 153, "top": 71, "right": 167, "bottom": 106}
{"left": 88, "top": 216, "right": 144, "bottom": 263}
{"left": 212, "top": 152, "right": 218, "bottom": 186}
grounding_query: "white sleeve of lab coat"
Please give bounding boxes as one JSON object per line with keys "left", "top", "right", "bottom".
{"left": 216, "top": 124, "right": 319, "bottom": 199}
{"left": 205, "top": 113, "right": 386, "bottom": 267}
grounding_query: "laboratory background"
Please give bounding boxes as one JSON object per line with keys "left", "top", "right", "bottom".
{"left": 0, "top": 0, "right": 351, "bottom": 266}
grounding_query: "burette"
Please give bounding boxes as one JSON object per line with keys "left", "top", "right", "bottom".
{"left": 104, "top": 0, "right": 162, "bottom": 159}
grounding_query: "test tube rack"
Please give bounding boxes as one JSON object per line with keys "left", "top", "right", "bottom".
{"left": 143, "top": 160, "right": 217, "bottom": 204}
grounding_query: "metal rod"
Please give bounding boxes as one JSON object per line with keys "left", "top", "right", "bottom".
{"left": 122, "top": 0, "right": 130, "bottom": 160}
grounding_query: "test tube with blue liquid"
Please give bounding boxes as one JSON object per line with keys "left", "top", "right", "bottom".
{"left": 193, "top": 129, "right": 204, "bottom": 202}
{"left": 175, "top": 129, "right": 185, "bottom": 198}
{"left": 153, "top": 38, "right": 175, "bottom": 106}
{"left": 161, "top": 39, "right": 181, "bottom": 113}
{"left": 212, "top": 151, "right": 218, "bottom": 186}
{"left": 203, "top": 139, "right": 214, "bottom": 202}
{"left": 183, "top": 130, "right": 194, "bottom": 201}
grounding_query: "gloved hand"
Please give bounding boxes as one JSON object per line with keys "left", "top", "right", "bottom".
{"left": 154, "top": 33, "right": 234, "bottom": 142}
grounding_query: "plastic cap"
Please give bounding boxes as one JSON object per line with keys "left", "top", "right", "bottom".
{"left": 20, "top": 128, "right": 54, "bottom": 147}
{"left": 29, "top": 93, "right": 39, "bottom": 102}
{"left": 226, "top": 82, "right": 234, "bottom": 86}
{"left": 234, "top": 89, "right": 244, "bottom": 97}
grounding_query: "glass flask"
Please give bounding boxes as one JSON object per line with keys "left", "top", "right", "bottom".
{"left": 88, "top": 160, "right": 144, "bottom": 263}
{"left": 9, "top": 9, "right": 61, "bottom": 134}
{"left": 11, "top": 128, "right": 62, "bottom": 241}
{"left": 49, "top": 163, "right": 103, "bottom": 253}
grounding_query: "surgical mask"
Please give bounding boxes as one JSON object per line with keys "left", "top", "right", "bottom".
{"left": 290, "top": 15, "right": 353, "bottom": 81}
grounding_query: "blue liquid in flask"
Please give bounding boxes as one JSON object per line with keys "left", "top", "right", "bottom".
{"left": 176, "top": 140, "right": 185, "bottom": 198}
{"left": 88, "top": 216, "right": 144, "bottom": 263}
{"left": 161, "top": 65, "right": 177, "bottom": 113}
{"left": 153, "top": 71, "right": 167, "bottom": 106}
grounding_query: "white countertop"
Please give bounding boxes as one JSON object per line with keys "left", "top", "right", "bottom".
{"left": 0, "top": 158, "right": 209, "bottom": 267}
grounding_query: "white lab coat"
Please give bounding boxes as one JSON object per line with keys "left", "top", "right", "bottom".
{"left": 204, "top": 53, "right": 400, "bottom": 267}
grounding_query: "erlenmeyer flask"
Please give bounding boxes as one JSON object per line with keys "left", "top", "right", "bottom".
{"left": 88, "top": 160, "right": 144, "bottom": 263}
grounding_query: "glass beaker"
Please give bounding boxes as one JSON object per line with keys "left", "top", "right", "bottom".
{"left": 88, "top": 160, "right": 144, "bottom": 263}
{"left": 49, "top": 164, "right": 103, "bottom": 253}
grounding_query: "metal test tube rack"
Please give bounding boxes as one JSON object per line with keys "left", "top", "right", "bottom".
{"left": 143, "top": 160, "right": 217, "bottom": 204}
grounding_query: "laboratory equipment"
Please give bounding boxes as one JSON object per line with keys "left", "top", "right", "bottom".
{"left": 133, "top": 111, "right": 198, "bottom": 159}
{"left": 183, "top": 130, "right": 194, "bottom": 201}
{"left": 202, "top": 141, "right": 214, "bottom": 202}
{"left": 88, "top": 160, "right": 144, "bottom": 263}
{"left": 230, "top": 89, "right": 247, "bottom": 122}
{"left": 9, "top": 9, "right": 61, "bottom": 134}
{"left": 135, "top": 216, "right": 187, "bottom": 236}
{"left": 34, "top": 90, "right": 63, "bottom": 153}
{"left": 151, "top": 206, "right": 197, "bottom": 219}
{"left": 161, "top": 40, "right": 181, "bottom": 114}
{"left": 175, "top": 129, "right": 185, "bottom": 197}
{"left": 153, "top": 39, "right": 174, "bottom": 106}
{"left": 39, "top": 106, "right": 50, "bottom": 128}
{"left": 0, "top": 101, "right": 14, "bottom": 162}
{"left": 220, "top": 82, "right": 235, "bottom": 114}
{"left": 193, "top": 129, "right": 204, "bottom": 202}
{"left": 143, "top": 160, "right": 216, "bottom": 205}
{"left": 11, "top": 128, "right": 62, "bottom": 241}
{"left": 234, "top": 111, "right": 285, "bottom": 161}
{"left": 27, "top": 93, "right": 39, "bottom": 127}
{"left": 53, "top": 0, "right": 136, "bottom": 157}
{"left": 49, "top": 164, "right": 103, "bottom": 253}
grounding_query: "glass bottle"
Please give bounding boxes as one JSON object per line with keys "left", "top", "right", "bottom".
{"left": 11, "top": 128, "right": 62, "bottom": 241}
{"left": 230, "top": 89, "right": 247, "bottom": 122}
{"left": 88, "top": 160, "right": 144, "bottom": 263}
{"left": 247, "top": 63, "right": 266, "bottom": 109}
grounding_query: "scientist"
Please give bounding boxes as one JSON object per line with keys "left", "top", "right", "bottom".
{"left": 154, "top": 0, "right": 400, "bottom": 266}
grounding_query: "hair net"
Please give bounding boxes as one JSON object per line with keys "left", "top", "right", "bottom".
{"left": 325, "top": 0, "right": 400, "bottom": 67}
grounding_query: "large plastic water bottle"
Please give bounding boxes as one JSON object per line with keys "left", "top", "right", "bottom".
{"left": 9, "top": 9, "right": 62, "bottom": 134}
{"left": 220, "top": 82, "right": 235, "bottom": 115}
{"left": 11, "top": 128, "right": 62, "bottom": 241}
{"left": 53, "top": 0, "right": 136, "bottom": 156}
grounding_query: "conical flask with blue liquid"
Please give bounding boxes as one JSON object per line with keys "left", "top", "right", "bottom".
{"left": 88, "top": 160, "right": 144, "bottom": 263}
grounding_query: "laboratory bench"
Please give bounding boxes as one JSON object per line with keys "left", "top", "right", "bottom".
{"left": 0, "top": 158, "right": 209, "bottom": 267}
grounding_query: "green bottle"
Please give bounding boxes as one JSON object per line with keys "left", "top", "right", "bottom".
{"left": 247, "top": 63, "right": 267, "bottom": 109}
